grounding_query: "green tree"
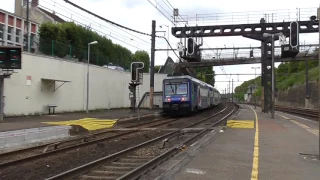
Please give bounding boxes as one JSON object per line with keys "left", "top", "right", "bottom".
{"left": 195, "top": 67, "right": 215, "bottom": 86}
{"left": 132, "top": 50, "right": 150, "bottom": 73}
{"left": 154, "top": 65, "right": 161, "bottom": 73}
{"left": 38, "top": 22, "right": 137, "bottom": 69}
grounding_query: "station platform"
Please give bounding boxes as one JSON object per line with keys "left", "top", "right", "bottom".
{"left": 0, "top": 108, "right": 161, "bottom": 132}
{"left": 156, "top": 104, "right": 319, "bottom": 180}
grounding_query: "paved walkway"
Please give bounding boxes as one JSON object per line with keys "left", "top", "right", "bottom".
{"left": 157, "top": 104, "right": 319, "bottom": 180}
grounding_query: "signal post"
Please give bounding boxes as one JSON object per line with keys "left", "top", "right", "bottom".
{"left": 129, "top": 62, "right": 144, "bottom": 112}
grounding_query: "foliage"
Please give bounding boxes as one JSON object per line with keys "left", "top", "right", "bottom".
{"left": 154, "top": 65, "right": 161, "bottom": 73}
{"left": 38, "top": 22, "right": 150, "bottom": 70}
{"left": 234, "top": 60, "right": 319, "bottom": 100}
{"left": 195, "top": 67, "right": 215, "bottom": 86}
{"left": 132, "top": 50, "right": 150, "bottom": 73}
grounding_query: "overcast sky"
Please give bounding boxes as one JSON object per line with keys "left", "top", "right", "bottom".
{"left": 2, "top": 0, "right": 320, "bottom": 93}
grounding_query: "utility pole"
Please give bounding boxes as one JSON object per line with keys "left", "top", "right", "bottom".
{"left": 225, "top": 88, "right": 226, "bottom": 103}
{"left": 228, "top": 80, "right": 230, "bottom": 102}
{"left": 26, "top": 0, "right": 30, "bottom": 52}
{"left": 150, "top": 20, "right": 156, "bottom": 109}
{"left": 271, "top": 33, "right": 275, "bottom": 119}
{"left": 0, "top": 77, "right": 3, "bottom": 122}
{"left": 317, "top": 7, "right": 320, "bottom": 160}
{"left": 252, "top": 67, "right": 260, "bottom": 109}
{"left": 232, "top": 79, "right": 234, "bottom": 103}
{"left": 305, "top": 59, "right": 309, "bottom": 108}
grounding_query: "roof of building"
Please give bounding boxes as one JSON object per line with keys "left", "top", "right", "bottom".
{"left": 38, "top": 7, "right": 65, "bottom": 23}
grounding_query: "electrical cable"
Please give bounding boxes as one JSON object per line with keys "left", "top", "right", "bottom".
{"left": 64, "top": 0, "right": 156, "bottom": 37}
{"left": 42, "top": 0, "right": 153, "bottom": 48}
{"left": 39, "top": 5, "right": 146, "bottom": 51}
{"left": 61, "top": 1, "right": 180, "bottom": 62}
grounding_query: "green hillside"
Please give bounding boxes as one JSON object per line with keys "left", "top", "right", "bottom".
{"left": 235, "top": 60, "right": 319, "bottom": 101}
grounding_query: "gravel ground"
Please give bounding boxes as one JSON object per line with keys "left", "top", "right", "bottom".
{"left": 139, "top": 103, "right": 237, "bottom": 180}
{"left": 0, "top": 130, "right": 169, "bottom": 180}
{"left": 0, "top": 103, "right": 234, "bottom": 180}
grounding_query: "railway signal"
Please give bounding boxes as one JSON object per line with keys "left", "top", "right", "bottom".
{"left": 187, "top": 38, "right": 194, "bottom": 55}
{"left": 290, "top": 21, "right": 299, "bottom": 49}
{"left": 131, "top": 62, "right": 144, "bottom": 84}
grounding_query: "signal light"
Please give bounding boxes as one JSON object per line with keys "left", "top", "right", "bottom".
{"left": 131, "top": 62, "right": 144, "bottom": 83}
{"left": 187, "top": 38, "right": 194, "bottom": 55}
{"left": 290, "top": 21, "right": 299, "bottom": 48}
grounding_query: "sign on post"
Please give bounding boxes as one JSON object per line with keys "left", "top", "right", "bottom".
{"left": 131, "top": 62, "right": 144, "bottom": 84}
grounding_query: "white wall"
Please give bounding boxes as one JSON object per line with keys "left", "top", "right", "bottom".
{"left": 3, "top": 53, "right": 167, "bottom": 116}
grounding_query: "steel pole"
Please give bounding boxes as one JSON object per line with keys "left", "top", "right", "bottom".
{"left": 150, "top": 20, "right": 156, "bottom": 109}
{"left": 271, "top": 34, "right": 275, "bottom": 119}
{"left": 167, "top": 25, "right": 169, "bottom": 57}
{"left": 232, "top": 79, "right": 234, "bottom": 103}
{"left": 318, "top": 7, "right": 320, "bottom": 160}
{"left": 86, "top": 44, "right": 90, "bottom": 113}
{"left": 0, "top": 77, "right": 3, "bottom": 122}
{"left": 26, "top": 0, "right": 30, "bottom": 52}
{"left": 254, "top": 68, "right": 257, "bottom": 109}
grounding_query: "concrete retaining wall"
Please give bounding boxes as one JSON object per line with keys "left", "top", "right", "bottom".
{"left": 3, "top": 53, "right": 167, "bottom": 116}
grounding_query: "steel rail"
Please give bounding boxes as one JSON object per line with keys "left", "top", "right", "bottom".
{"left": 0, "top": 116, "right": 181, "bottom": 168}
{"left": 45, "top": 103, "right": 236, "bottom": 180}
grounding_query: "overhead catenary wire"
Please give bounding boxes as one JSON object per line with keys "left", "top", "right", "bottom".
{"left": 62, "top": 0, "right": 180, "bottom": 61}
{"left": 64, "top": 0, "right": 156, "bottom": 37}
{"left": 39, "top": 5, "right": 146, "bottom": 51}
{"left": 42, "top": 0, "right": 154, "bottom": 48}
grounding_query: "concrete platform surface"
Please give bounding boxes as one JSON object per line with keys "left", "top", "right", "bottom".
{"left": 0, "top": 108, "right": 161, "bottom": 132}
{"left": 161, "top": 104, "right": 319, "bottom": 180}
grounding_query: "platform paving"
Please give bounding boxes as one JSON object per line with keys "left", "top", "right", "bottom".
{"left": 0, "top": 108, "right": 161, "bottom": 132}
{"left": 157, "top": 104, "right": 319, "bottom": 180}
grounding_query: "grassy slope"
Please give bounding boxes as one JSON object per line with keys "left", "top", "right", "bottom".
{"left": 277, "top": 67, "right": 319, "bottom": 90}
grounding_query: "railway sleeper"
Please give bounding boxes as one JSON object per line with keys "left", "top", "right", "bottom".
{"left": 127, "top": 155, "right": 156, "bottom": 159}
{"left": 88, "top": 170, "right": 126, "bottom": 176}
{"left": 79, "top": 174, "right": 118, "bottom": 180}
{"left": 160, "top": 132, "right": 185, "bottom": 149}
{"left": 119, "top": 157, "right": 150, "bottom": 163}
{"left": 111, "top": 161, "right": 143, "bottom": 167}
{"left": 100, "top": 166, "right": 135, "bottom": 171}
{"left": 43, "top": 142, "right": 61, "bottom": 153}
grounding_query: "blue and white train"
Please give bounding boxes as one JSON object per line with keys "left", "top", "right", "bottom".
{"left": 162, "top": 75, "right": 221, "bottom": 115}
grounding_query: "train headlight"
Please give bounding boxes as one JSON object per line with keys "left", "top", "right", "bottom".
{"left": 167, "top": 98, "right": 171, "bottom": 102}
{"left": 181, "top": 97, "right": 188, "bottom": 101}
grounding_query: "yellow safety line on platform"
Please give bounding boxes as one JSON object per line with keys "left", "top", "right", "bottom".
{"left": 291, "top": 120, "right": 319, "bottom": 137}
{"left": 43, "top": 118, "right": 118, "bottom": 131}
{"left": 249, "top": 106, "right": 259, "bottom": 180}
{"left": 226, "top": 120, "right": 254, "bottom": 128}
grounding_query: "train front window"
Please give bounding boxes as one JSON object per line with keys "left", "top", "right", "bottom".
{"left": 164, "top": 83, "right": 188, "bottom": 95}
{"left": 176, "top": 83, "right": 187, "bottom": 95}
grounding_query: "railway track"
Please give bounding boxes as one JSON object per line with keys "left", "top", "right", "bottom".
{"left": 275, "top": 105, "right": 319, "bottom": 118}
{"left": 242, "top": 102, "right": 319, "bottom": 119}
{"left": 46, "top": 104, "right": 237, "bottom": 180}
{"left": 0, "top": 116, "right": 179, "bottom": 168}
{"left": 0, "top": 104, "right": 227, "bottom": 169}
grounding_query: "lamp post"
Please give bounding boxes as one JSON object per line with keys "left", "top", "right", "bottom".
{"left": 159, "top": 24, "right": 169, "bottom": 57}
{"left": 251, "top": 67, "right": 260, "bottom": 109}
{"left": 86, "top": 41, "right": 98, "bottom": 113}
{"left": 263, "top": 32, "right": 282, "bottom": 119}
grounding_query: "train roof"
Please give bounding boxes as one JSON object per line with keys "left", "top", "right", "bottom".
{"left": 163, "top": 75, "right": 219, "bottom": 93}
